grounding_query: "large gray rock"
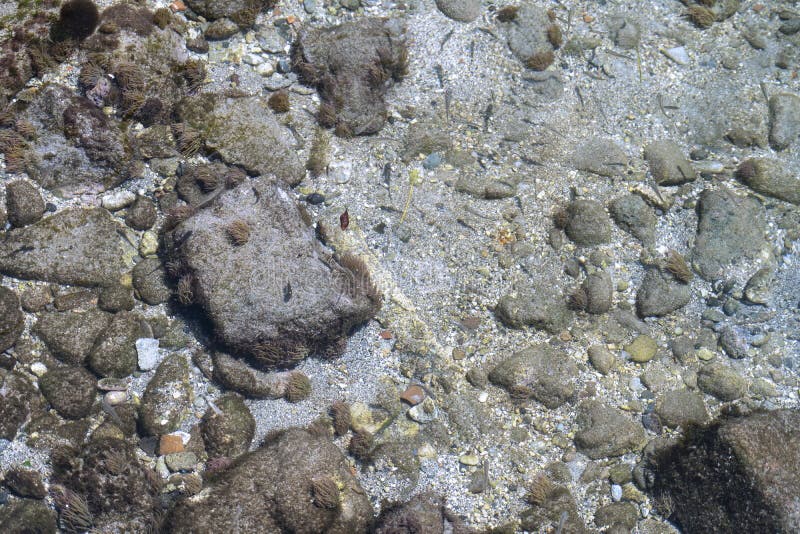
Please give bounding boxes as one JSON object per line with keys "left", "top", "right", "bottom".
{"left": 610, "top": 194, "right": 657, "bottom": 245}
{"left": 697, "top": 363, "right": 747, "bottom": 401}
{"left": 636, "top": 268, "right": 691, "bottom": 318}
{"left": 655, "top": 389, "right": 709, "bottom": 429}
{"left": 502, "top": 3, "right": 560, "bottom": 69}
{"left": 166, "top": 428, "right": 374, "bottom": 533}
{"left": 652, "top": 410, "right": 800, "bottom": 533}
{"left": 495, "top": 287, "right": 572, "bottom": 334}
{"left": 564, "top": 199, "right": 613, "bottom": 246}
{"left": 33, "top": 310, "right": 112, "bottom": 365}
{"left": 692, "top": 186, "right": 768, "bottom": 281}
{"left": 88, "top": 311, "right": 149, "bottom": 378}
{"left": 177, "top": 95, "right": 304, "bottom": 185}
{"left": 435, "top": 0, "right": 481, "bottom": 23}
{"left": 736, "top": 158, "right": 800, "bottom": 205}
{"left": 132, "top": 258, "right": 172, "bottom": 305}
{"left": 165, "top": 178, "right": 380, "bottom": 369}
{"left": 138, "top": 354, "right": 192, "bottom": 436}
{"left": 574, "top": 400, "right": 646, "bottom": 459}
{"left": 572, "top": 137, "right": 627, "bottom": 177}
{"left": 292, "top": 18, "right": 407, "bottom": 137}
{"left": 0, "top": 208, "right": 131, "bottom": 287}
{"left": 488, "top": 344, "right": 577, "bottom": 409}
{"left": 768, "top": 92, "right": 800, "bottom": 150}
{"left": 643, "top": 140, "right": 696, "bottom": 185}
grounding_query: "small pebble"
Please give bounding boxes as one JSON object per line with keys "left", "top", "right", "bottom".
{"left": 29, "top": 362, "right": 47, "bottom": 377}
{"left": 459, "top": 454, "right": 480, "bottom": 466}
{"left": 159, "top": 434, "right": 185, "bottom": 455}
{"left": 136, "top": 338, "right": 162, "bottom": 371}
{"left": 102, "top": 190, "right": 136, "bottom": 211}
{"left": 478, "top": 391, "right": 488, "bottom": 403}
{"left": 400, "top": 385, "right": 425, "bottom": 406}
{"left": 663, "top": 46, "right": 689, "bottom": 65}
{"left": 611, "top": 484, "right": 623, "bottom": 501}
{"left": 104, "top": 391, "right": 127, "bottom": 406}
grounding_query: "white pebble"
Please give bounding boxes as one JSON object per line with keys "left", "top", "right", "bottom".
{"left": 478, "top": 391, "right": 488, "bottom": 403}
{"left": 663, "top": 46, "right": 689, "bottom": 65}
{"left": 611, "top": 484, "right": 623, "bottom": 501}
{"left": 101, "top": 190, "right": 136, "bottom": 211}
{"left": 255, "top": 62, "right": 275, "bottom": 77}
{"left": 136, "top": 338, "right": 162, "bottom": 371}
{"left": 30, "top": 362, "right": 47, "bottom": 377}
{"left": 104, "top": 391, "right": 127, "bottom": 406}
{"left": 243, "top": 53, "right": 263, "bottom": 66}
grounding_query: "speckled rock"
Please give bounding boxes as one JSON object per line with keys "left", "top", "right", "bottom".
{"left": 643, "top": 140, "right": 696, "bottom": 185}
{"left": 132, "top": 258, "right": 172, "bottom": 305}
{"left": 374, "top": 492, "right": 476, "bottom": 533}
{"left": 0, "top": 287, "right": 24, "bottom": 353}
{"left": 572, "top": 137, "right": 627, "bottom": 177}
{"left": 610, "top": 194, "right": 657, "bottom": 245}
{"left": 98, "top": 285, "right": 135, "bottom": 313}
{"left": 768, "top": 92, "right": 800, "bottom": 150}
{"left": 574, "top": 400, "right": 646, "bottom": 459}
{"left": 89, "top": 311, "right": 149, "bottom": 378}
{"left": 33, "top": 310, "right": 112, "bottom": 365}
{"left": 583, "top": 270, "right": 613, "bottom": 314}
{"left": 495, "top": 287, "right": 572, "bottom": 333}
{"left": 5, "top": 180, "right": 45, "bottom": 227}
{"left": 166, "top": 428, "right": 374, "bottom": 533}
{"left": 692, "top": 186, "right": 768, "bottom": 281}
{"left": 655, "top": 389, "right": 709, "bottom": 429}
{"left": 435, "top": 0, "right": 481, "bottom": 23}
{"left": 125, "top": 195, "right": 157, "bottom": 231}
{"left": 489, "top": 344, "right": 577, "bottom": 409}
{"left": 0, "top": 208, "right": 131, "bottom": 287}
{"left": 736, "top": 158, "right": 800, "bottom": 205}
{"left": 718, "top": 326, "right": 749, "bottom": 359}
{"left": 588, "top": 345, "right": 616, "bottom": 375}
{"left": 38, "top": 366, "right": 97, "bottom": 419}
{"left": 636, "top": 268, "right": 691, "bottom": 318}
{"left": 652, "top": 409, "right": 800, "bottom": 533}
{"left": 625, "top": 335, "right": 658, "bottom": 363}
{"left": 177, "top": 94, "right": 304, "bottom": 185}
{"left": 165, "top": 177, "right": 380, "bottom": 369}
{"left": 594, "top": 502, "right": 638, "bottom": 531}
{"left": 139, "top": 353, "right": 192, "bottom": 436}
{"left": 201, "top": 393, "right": 255, "bottom": 458}
{"left": 565, "top": 199, "right": 613, "bottom": 246}
{"left": 697, "top": 363, "right": 747, "bottom": 401}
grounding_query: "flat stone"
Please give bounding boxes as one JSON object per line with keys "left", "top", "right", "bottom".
{"left": 165, "top": 451, "right": 197, "bottom": 472}
{"left": 159, "top": 433, "right": 185, "bottom": 455}
{"left": 768, "top": 92, "right": 800, "bottom": 150}
{"left": 489, "top": 344, "right": 578, "bottom": 409}
{"left": 0, "top": 208, "right": 131, "bottom": 287}
{"left": 736, "top": 158, "right": 800, "bottom": 205}
{"left": 697, "top": 363, "right": 747, "bottom": 401}
{"left": 572, "top": 137, "right": 627, "bottom": 177}
{"left": 643, "top": 140, "right": 696, "bottom": 185}
{"left": 33, "top": 310, "right": 112, "bottom": 365}
{"left": 655, "top": 389, "right": 709, "bottom": 428}
{"left": 574, "top": 400, "right": 646, "bottom": 459}
{"left": 136, "top": 338, "right": 162, "bottom": 371}
{"left": 400, "top": 385, "right": 425, "bottom": 406}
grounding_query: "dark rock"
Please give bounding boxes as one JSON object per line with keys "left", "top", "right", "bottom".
{"left": 609, "top": 194, "right": 657, "bottom": 245}
{"left": 718, "top": 326, "right": 749, "bottom": 359}
{"left": 583, "top": 270, "right": 613, "bottom": 314}
{"left": 98, "top": 285, "right": 135, "bottom": 312}
{"left": 651, "top": 410, "right": 800, "bottom": 533}
{"left": 3, "top": 468, "right": 47, "bottom": 499}
{"left": 33, "top": 309, "right": 111, "bottom": 365}
{"left": 488, "top": 344, "right": 577, "bottom": 409}
{"left": 0, "top": 369, "right": 42, "bottom": 440}
{"left": 0, "top": 499, "right": 57, "bottom": 534}
{"left": 39, "top": 365, "right": 97, "bottom": 419}
{"left": 655, "top": 389, "right": 709, "bottom": 429}
{"left": 212, "top": 351, "right": 308, "bottom": 400}
{"left": 435, "top": 0, "right": 482, "bottom": 22}
{"left": 125, "top": 195, "right": 157, "bottom": 230}
{"left": 736, "top": 158, "right": 800, "bottom": 205}
{"left": 572, "top": 137, "right": 627, "bottom": 177}
{"left": 166, "top": 428, "right": 373, "bottom": 533}
{"left": 574, "top": 400, "right": 646, "bottom": 459}
{"left": 588, "top": 345, "right": 616, "bottom": 375}
{"left": 51, "top": 437, "right": 160, "bottom": 532}
{"left": 0, "top": 287, "right": 24, "bottom": 353}
{"left": 697, "top": 363, "right": 747, "bottom": 401}
{"left": 200, "top": 393, "right": 255, "bottom": 458}
{"left": 292, "top": 18, "right": 407, "bottom": 136}
{"left": 564, "top": 199, "right": 612, "bottom": 246}
{"left": 20, "top": 285, "right": 53, "bottom": 312}
{"left": 176, "top": 94, "right": 304, "bottom": 185}
{"left": 164, "top": 177, "right": 380, "bottom": 369}
{"left": 692, "top": 187, "right": 767, "bottom": 281}
{"left": 374, "top": 493, "right": 476, "bottom": 533}
{"left": 89, "top": 311, "right": 149, "bottom": 378}
{"left": 643, "top": 140, "right": 696, "bottom": 185}
{"left": 132, "top": 258, "right": 172, "bottom": 305}
{"left": 635, "top": 268, "right": 691, "bottom": 318}
{"left": 138, "top": 353, "right": 192, "bottom": 436}
{"left": 519, "top": 482, "right": 587, "bottom": 533}
{"left": 0, "top": 208, "right": 131, "bottom": 287}
{"left": 495, "top": 287, "right": 572, "bottom": 333}
{"left": 768, "top": 92, "right": 800, "bottom": 150}
{"left": 5, "top": 180, "right": 45, "bottom": 227}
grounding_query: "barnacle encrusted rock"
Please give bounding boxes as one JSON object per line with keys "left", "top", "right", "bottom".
{"left": 165, "top": 177, "right": 381, "bottom": 370}
{"left": 166, "top": 428, "right": 373, "bottom": 533}
{"left": 292, "top": 17, "right": 407, "bottom": 136}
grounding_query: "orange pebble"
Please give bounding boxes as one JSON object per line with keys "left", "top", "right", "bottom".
{"left": 583, "top": 13, "right": 594, "bottom": 23}
{"left": 169, "top": 0, "right": 186, "bottom": 12}
{"left": 159, "top": 434, "right": 185, "bottom": 455}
